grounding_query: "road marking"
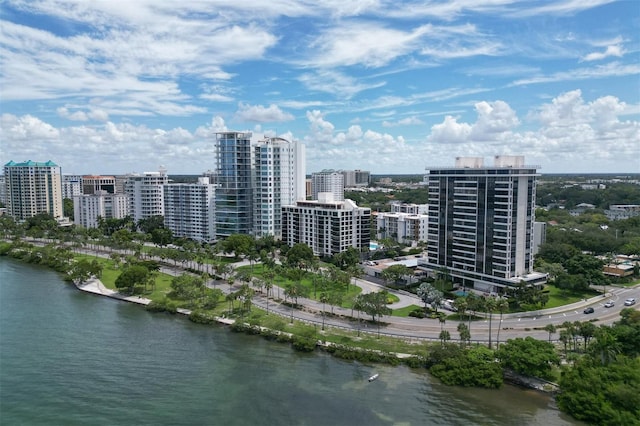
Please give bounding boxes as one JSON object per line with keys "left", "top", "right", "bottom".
{"left": 563, "top": 313, "right": 566, "bottom": 317}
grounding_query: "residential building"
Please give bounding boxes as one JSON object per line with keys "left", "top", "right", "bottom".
{"left": 0, "top": 175, "right": 6, "bottom": 206}
{"left": 390, "top": 202, "right": 428, "bottom": 215}
{"left": 376, "top": 211, "right": 428, "bottom": 245}
{"left": 163, "top": 177, "right": 216, "bottom": 242}
{"left": 73, "top": 190, "right": 128, "bottom": 229}
{"left": 605, "top": 205, "right": 640, "bottom": 221}
{"left": 124, "top": 167, "right": 168, "bottom": 223}
{"left": 82, "top": 175, "right": 116, "bottom": 194}
{"left": 418, "top": 155, "right": 547, "bottom": 293}
{"left": 214, "top": 132, "right": 254, "bottom": 238}
{"left": 3, "top": 160, "right": 63, "bottom": 220}
{"left": 311, "top": 169, "right": 344, "bottom": 201}
{"left": 62, "top": 175, "right": 82, "bottom": 199}
{"left": 281, "top": 192, "right": 371, "bottom": 257}
{"left": 253, "top": 136, "right": 306, "bottom": 238}
{"left": 341, "top": 169, "right": 370, "bottom": 187}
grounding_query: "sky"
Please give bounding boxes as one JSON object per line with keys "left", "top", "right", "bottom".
{"left": 1, "top": 0, "right": 639, "bottom": 176}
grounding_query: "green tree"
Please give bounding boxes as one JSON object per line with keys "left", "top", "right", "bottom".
{"left": 381, "top": 264, "right": 412, "bottom": 287}
{"left": 285, "top": 243, "right": 315, "bottom": 269}
{"left": 496, "top": 337, "right": 559, "bottom": 380}
{"left": 115, "top": 265, "right": 150, "bottom": 294}
{"left": 543, "top": 323, "right": 557, "bottom": 343}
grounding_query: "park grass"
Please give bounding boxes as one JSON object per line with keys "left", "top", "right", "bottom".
{"left": 543, "top": 285, "right": 600, "bottom": 309}
{"left": 391, "top": 304, "right": 423, "bottom": 317}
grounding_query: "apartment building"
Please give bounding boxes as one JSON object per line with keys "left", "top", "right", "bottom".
{"left": 124, "top": 168, "right": 168, "bottom": 223}
{"left": 4, "top": 160, "right": 63, "bottom": 220}
{"left": 73, "top": 190, "right": 128, "bottom": 228}
{"left": 281, "top": 192, "right": 371, "bottom": 257}
{"left": 214, "top": 132, "right": 254, "bottom": 238}
{"left": 418, "top": 155, "right": 547, "bottom": 293}
{"left": 253, "top": 137, "right": 306, "bottom": 238}
{"left": 163, "top": 177, "right": 216, "bottom": 242}
{"left": 311, "top": 170, "right": 344, "bottom": 201}
{"left": 376, "top": 204, "right": 428, "bottom": 245}
{"left": 62, "top": 175, "right": 82, "bottom": 199}
{"left": 341, "top": 169, "right": 370, "bottom": 187}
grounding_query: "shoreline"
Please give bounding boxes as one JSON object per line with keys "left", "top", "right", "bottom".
{"left": 74, "top": 275, "right": 558, "bottom": 394}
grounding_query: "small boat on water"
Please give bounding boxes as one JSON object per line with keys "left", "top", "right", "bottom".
{"left": 368, "top": 373, "right": 379, "bottom": 382}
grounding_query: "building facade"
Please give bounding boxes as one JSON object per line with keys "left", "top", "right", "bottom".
{"left": 341, "top": 169, "right": 370, "bottom": 187}
{"left": 281, "top": 193, "right": 371, "bottom": 257}
{"left": 311, "top": 170, "right": 344, "bottom": 201}
{"left": 62, "top": 175, "right": 83, "bottom": 199}
{"left": 253, "top": 137, "right": 306, "bottom": 238}
{"left": 163, "top": 177, "right": 216, "bottom": 242}
{"left": 214, "top": 132, "right": 254, "bottom": 238}
{"left": 82, "top": 175, "right": 116, "bottom": 194}
{"left": 124, "top": 168, "right": 168, "bottom": 223}
{"left": 376, "top": 211, "right": 428, "bottom": 245}
{"left": 4, "top": 160, "right": 63, "bottom": 220}
{"left": 419, "top": 155, "right": 546, "bottom": 293}
{"left": 73, "top": 191, "right": 128, "bottom": 229}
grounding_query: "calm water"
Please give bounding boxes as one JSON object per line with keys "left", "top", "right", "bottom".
{"left": 0, "top": 258, "right": 580, "bottom": 426}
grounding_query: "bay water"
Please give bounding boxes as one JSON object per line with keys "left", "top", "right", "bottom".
{"left": 0, "top": 258, "right": 580, "bottom": 425}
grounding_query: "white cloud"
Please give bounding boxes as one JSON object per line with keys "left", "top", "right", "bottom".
{"left": 298, "top": 70, "right": 386, "bottom": 99}
{"left": 424, "top": 91, "right": 639, "bottom": 171}
{"left": 511, "top": 62, "right": 640, "bottom": 86}
{"left": 582, "top": 44, "right": 624, "bottom": 62}
{"left": 382, "top": 116, "right": 425, "bottom": 127}
{"left": 234, "top": 103, "right": 294, "bottom": 123}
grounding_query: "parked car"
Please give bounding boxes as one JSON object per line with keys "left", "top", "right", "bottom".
{"left": 583, "top": 307, "right": 595, "bottom": 314}
{"left": 604, "top": 301, "right": 615, "bottom": 308}
{"left": 624, "top": 298, "right": 636, "bottom": 306}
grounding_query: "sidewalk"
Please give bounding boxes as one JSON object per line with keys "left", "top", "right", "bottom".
{"left": 76, "top": 278, "right": 151, "bottom": 306}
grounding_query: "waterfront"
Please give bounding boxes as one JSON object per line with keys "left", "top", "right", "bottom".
{"left": 0, "top": 258, "right": 581, "bottom": 425}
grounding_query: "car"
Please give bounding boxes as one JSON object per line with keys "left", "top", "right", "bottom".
{"left": 624, "top": 298, "right": 636, "bottom": 306}
{"left": 604, "top": 301, "right": 615, "bottom": 308}
{"left": 583, "top": 307, "right": 595, "bottom": 314}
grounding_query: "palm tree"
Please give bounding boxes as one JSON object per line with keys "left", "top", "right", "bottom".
{"left": 544, "top": 323, "right": 557, "bottom": 343}
{"left": 495, "top": 298, "right": 509, "bottom": 349}
{"left": 457, "top": 323, "right": 470, "bottom": 348}
{"left": 439, "top": 330, "right": 451, "bottom": 347}
{"left": 319, "top": 292, "right": 329, "bottom": 331}
{"left": 484, "top": 297, "right": 497, "bottom": 349}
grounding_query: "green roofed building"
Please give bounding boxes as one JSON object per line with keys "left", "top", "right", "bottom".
{"left": 3, "top": 160, "right": 63, "bottom": 221}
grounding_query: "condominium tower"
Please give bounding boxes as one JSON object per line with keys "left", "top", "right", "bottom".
{"left": 419, "top": 155, "right": 547, "bottom": 293}
{"left": 214, "top": 132, "right": 253, "bottom": 238}
{"left": 3, "top": 160, "right": 63, "bottom": 220}
{"left": 164, "top": 177, "right": 216, "bottom": 242}
{"left": 311, "top": 170, "right": 344, "bottom": 201}
{"left": 282, "top": 192, "right": 371, "bottom": 257}
{"left": 253, "top": 137, "right": 306, "bottom": 238}
{"left": 73, "top": 191, "right": 128, "bottom": 229}
{"left": 124, "top": 168, "right": 168, "bottom": 223}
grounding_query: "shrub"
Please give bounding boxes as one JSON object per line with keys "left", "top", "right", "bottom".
{"left": 292, "top": 336, "right": 317, "bottom": 352}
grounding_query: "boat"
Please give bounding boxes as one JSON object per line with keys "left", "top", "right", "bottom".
{"left": 368, "top": 373, "right": 379, "bottom": 382}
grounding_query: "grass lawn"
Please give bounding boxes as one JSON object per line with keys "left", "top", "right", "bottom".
{"left": 391, "top": 304, "right": 423, "bottom": 317}
{"left": 543, "top": 285, "right": 600, "bottom": 309}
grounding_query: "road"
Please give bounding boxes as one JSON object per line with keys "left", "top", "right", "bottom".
{"left": 23, "top": 238, "right": 640, "bottom": 343}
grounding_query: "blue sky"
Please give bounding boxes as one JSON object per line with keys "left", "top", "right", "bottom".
{"left": 1, "top": 0, "right": 639, "bottom": 175}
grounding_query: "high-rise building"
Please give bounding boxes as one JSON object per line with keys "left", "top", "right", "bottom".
{"left": 311, "top": 170, "right": 344, "bottom": 201}
{"left": 418, "top": 155, "right": 547, "bottom": 293}
{"left": 282, "top": 192, "right": 370, "bottom": 257}
{"left": 214, "top": 132, "right": 254, "bottom": 238}
{"left": 82, "top": 175, "right": 116, "bottom": 194}
{"left": 164, "top": 177, "right": 216, "bottom": 242}
{"left": 73, "top": 191, "right": 128, "bottom": 229}
{"left": 341, "top": 169, "right": 370, "bottom": 187}
{"left": 253, "top": 136, "right": 306, "bottom": 238}
{"left": 124, "top": 167, "right": 168, "bottom": 223}
{"left": 3, "top": 160, "right": 63, "bottom": 220}
{"left": 62, "top": 175, "right": 83, "bottom": 199}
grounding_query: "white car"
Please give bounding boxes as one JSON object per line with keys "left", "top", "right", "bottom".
{"left": 624, "top": 298, "right": 636, "bottom": 306}
{"left": 603, "top": 301, "right": 615, "bottom": 308}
